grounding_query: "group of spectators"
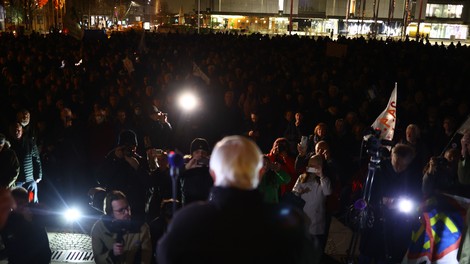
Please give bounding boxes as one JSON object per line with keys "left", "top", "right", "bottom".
{"left": 0, "top": 29, "right": 470, "bottom": 263}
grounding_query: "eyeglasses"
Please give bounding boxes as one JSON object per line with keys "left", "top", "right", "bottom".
{"left": 113, "top": 206, "right": 130, "bottom": 214}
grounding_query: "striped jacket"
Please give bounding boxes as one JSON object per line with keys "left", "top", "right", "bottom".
{"left": 10, "top": 136, "right": 42, "bottom": 183}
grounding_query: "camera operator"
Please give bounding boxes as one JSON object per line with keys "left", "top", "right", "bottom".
{"left": 359, "top": 143, "right": 422, "bottom": 264}
{"left": 91, "top": 190, "right": 152, "bottom": 264}
{"left": 179, "top": 138, "right": 214, "bottom": 206}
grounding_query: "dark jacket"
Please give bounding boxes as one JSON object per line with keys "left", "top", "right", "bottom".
{"left": 10, "top": 137, "right": 42, "bottom": 183}
{"left": 0, "top": 144, "right": 19, "bottom": 188}
{"left": 0, "top": 212, "right": 51, "bottom": 264}
{"left": 179, "top": 167, "right": 213, "bottom": 206}
{"left": 157, "top": 187, "right": 317, "bottom": 264}
{"left": 96, "top": 152, "right": 150, "bottom": 221}
{"left": 359, "top": 159, "right": 422, "bottom": 262}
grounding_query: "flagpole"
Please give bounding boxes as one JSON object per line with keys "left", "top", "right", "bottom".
{"left": 439, "top": 114, "right": 470, "bottom": 157}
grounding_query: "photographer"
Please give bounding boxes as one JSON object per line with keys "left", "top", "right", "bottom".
{"left": 359, "top": 143, "right": 421, "bottom": 264}
{"left": 179, "top": 138, "right": 214, "bottom": 206}
{"left": 258, "top": 155, "right": 291, "bottom": 203}
{"left": 292, "top": 154, "right": 332, "bottom": 262}
{"left": 96, "top": 130, "right": 150, "bottom": 222}
{"left": 143, "top": 107, "right": 172, "bottom": 150}
{"left": 91, "top": 190, "right": 152, "bottom": 264}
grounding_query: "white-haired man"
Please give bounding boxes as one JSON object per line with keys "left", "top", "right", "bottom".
{"left": 157, "top": 135, "right": 316, "bottom": 264}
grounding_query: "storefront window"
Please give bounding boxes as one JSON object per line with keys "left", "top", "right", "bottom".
{"left": 429, "top": 23, "right": 467, "bottom": 39}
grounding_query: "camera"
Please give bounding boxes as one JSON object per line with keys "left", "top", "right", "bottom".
{"left": 362, "top": 128, "right": 394, "bottom": 162}
{"left": 123, "top": 146, "right": 135, "bottom": 157}
{"left": 196, "top": 157, "right": 209, "bottom": 166}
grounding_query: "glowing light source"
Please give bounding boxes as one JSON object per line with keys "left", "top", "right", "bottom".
{"left": 178, "top": 92, "right": 198, "bottom": 112}
{"left": 397, "top": 198, "right": 413, "bottom": 213}
{"left": 63, "top": 208, "right": 82, "bottom": 222}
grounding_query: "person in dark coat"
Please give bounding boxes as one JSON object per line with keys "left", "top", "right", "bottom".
{"left": 157, "top": 136, "right": 317, "bottom": 264}
{"left": 179, "top": 138, "right": 214, "bottom": 206}
{"left": 96, "top": 130, "right": 150, "bottom": 222}
{"left": 359, "top": 143, "right": 421, "bottom": 264}
{"left": 0, "top": 187, "right": 51, "bottom": 264}
{"left": 0, "top": 134, "right": 19, "bottom": 189}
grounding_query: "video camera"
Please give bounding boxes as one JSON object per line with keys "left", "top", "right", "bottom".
{"left": 362, "top": 128, "right": 395, "bottom": 162}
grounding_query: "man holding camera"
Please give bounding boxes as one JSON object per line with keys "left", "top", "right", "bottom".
{"left": 359, "top": 143, "right": 421, "bottom": 264}
{"left": 143, "top": 107, "right": 173, "bottom": 150}
{"left": 91, "top": 190, "right": 152, "bottom": 264}
{"left": 179, "top": 138, "right": 214, "bottom": 206}
{"left": 96, "top": 130, "right": 150, "bottom": 221}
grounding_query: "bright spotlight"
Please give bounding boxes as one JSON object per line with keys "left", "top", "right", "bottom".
{"left": 63, "top": 208, "right": 82, "bottom": 222}
{"left": 178, "top": 92, "right": 198, "bottom": 112}
{"left": 397, "top": 198, "right": 413, "bottom": 213}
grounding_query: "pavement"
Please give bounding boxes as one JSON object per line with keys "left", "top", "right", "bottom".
{"left": 48, "top": 232, "right": 94, "bottom": 263}
{"left": 1, "top": 216, "right": 354, "bottom": 264}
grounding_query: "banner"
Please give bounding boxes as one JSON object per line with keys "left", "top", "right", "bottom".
{"left": 371, "top": 83, "right": 397, "bottom": 141}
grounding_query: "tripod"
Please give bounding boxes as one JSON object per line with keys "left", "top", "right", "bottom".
{"left": 346, "top": 151, "right": 381, "bottom": 264}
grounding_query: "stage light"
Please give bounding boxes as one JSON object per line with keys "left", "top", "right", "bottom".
{"left": 178, "top": 92, "right": 198, "bottom": 112}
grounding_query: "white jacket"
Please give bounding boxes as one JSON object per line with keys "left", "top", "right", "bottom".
{"left": 293, "top": 174, "right": 332, "bottom": 235}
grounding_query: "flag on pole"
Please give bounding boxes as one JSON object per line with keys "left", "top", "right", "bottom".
{"left": 371, "top": 83, "right": 397, "bottom": 141}
{"left": 192, "top": 62, "right": 210, "bottom": 85}
{"left": 457, "top": 115, "right": 470, "bottom": 134}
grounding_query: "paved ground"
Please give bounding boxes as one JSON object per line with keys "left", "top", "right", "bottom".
{"left": 39, "top": 216, "right": 355, "bottom": 263}
{"left": 48, "top": 232, "right": 94, "bottom": 263}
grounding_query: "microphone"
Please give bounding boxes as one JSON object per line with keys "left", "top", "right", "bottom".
{"left": 354, "top": 198, "right": 367, "bottom": 210}
{"left": 116, "top": 229, "right": 124, "bottom": 244}
{"left": 168, "top": 151, "right": 184, "bottom": 213}
{"left": 168, "top": 151, "right": 184, "bottom": 178}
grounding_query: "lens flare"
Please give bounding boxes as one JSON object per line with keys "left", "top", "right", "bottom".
{"left": 64, "top": 208, "right": 82, "bottom": 222}
{"left": 397, "top": 198, "right": 413, "bottom": 213}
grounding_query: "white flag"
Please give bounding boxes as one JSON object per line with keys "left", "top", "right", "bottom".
{"left": 371, "top": 83, "right": 397, "bottom": 141}
{"left": 192, "top": 62, "right": 210, "bottom": 85}
{"left": 457, "top": 115, "right": 470, "bottom": 134}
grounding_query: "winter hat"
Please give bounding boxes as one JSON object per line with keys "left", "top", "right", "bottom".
{"left": 118, "top": 130, "right": 138, "bottom": 147}
{"left": 190, "top": 138, "right": 210, "bottom": 154}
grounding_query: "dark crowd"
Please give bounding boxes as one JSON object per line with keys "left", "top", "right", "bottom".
{"left": 0, "top": 30, "right": 470, "bottom": 264}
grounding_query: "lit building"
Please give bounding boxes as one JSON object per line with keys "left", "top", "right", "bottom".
{"left": 167, "top": 0, "right": 469, "bottom": 39}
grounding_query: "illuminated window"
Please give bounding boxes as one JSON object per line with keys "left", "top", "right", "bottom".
{"left": 426, "top": 4, "right": 463, "bottom": 19}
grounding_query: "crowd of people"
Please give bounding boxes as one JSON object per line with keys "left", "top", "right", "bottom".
{"left": 0, "top": 30, "right": 469, "bottom": 263}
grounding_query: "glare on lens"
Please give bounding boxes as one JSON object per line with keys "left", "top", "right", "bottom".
{"left": 64, "top": 208, "right": 82, "bottom": 222}
{"left": 397, "top": 199, "right": 413, "bottom": 213}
